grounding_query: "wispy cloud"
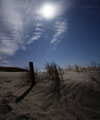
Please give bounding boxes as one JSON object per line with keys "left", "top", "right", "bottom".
{"left": 0, "top": 0, "right": 43, "bottom": 57}
{"left": 0, "top": 0, "right": 71, "bottom": 65}
{"left": 0, "top": 56, "right": 11, "bottom": 66}
{"left": 51, "top": 21, "right": 67, "bottom": 46}
{"left": 27, "top": 22, "right": 44, "bottom": 44}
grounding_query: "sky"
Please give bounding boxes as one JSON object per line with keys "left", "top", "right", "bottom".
{"left": 0, "top": 0, "right": 100, "bottom": 69}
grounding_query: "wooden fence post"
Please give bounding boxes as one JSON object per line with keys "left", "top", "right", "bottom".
{"left": 29, "top": 62, "right": 35, "bottom": 86}
{"left": 15, "top": 62, "right": 36, "bottom": 103}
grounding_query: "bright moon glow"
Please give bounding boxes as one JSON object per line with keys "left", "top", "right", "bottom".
{"left": 39, "top": 3, "right": 57, "bottom": 19}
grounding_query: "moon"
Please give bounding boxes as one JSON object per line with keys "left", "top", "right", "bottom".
{"left": 38, "top": 3, "right": 58, "bottom": 19}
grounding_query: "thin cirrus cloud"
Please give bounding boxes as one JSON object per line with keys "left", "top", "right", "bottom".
{"left": 0, "top": 0, "right": 44, "bottom": 57}
{"left": 0, "top": 56, "right": 11, "bottom": 66}
{"left": 51, "top": 21, "right": 67, "bottom": 46}
{"left": 27, "top": 22, "right": 44, "bottom": 44}
{"left": 0, "top": 0, "right": 70, "bottom": 65}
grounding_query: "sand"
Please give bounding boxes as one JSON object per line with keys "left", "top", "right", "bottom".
{"left": 0, "top": 71, "right": 100, "bottom": 120}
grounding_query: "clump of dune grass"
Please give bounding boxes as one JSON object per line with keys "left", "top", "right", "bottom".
{"left": 44, "top": 63, "right": 63, "bottom": 108}
{"left": 45, "top": 62, "right": 63, "bottom": 80}
{"left": 75, "top": 64, "right": 79, "bottom": 72}
{"left": 88, "top": 63, "right": 100, "bottom": 85}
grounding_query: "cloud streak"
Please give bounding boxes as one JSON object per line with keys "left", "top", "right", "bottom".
{"left": 51, "top": 21, "right": 67, "bottom": 46}
{"left": 0, "top": 0, "right": 44, "bottom": 57}
{"left": 0, "top": 56, "right": 11, "bottom": 66}
{"left": 0, "top": 0, "right": 71, "bottom": 65}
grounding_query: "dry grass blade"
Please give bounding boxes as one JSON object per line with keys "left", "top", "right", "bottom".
{"left": 43, "top": 63, "right": 63, "bottom": 108}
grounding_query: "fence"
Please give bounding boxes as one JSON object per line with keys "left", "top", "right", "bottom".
{"left": 15, "top": 62, "right": 36, "bottom": 103}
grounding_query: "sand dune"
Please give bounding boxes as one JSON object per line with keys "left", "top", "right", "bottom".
{"left": 0, "top": 71, "right": 100, "bottom": 120}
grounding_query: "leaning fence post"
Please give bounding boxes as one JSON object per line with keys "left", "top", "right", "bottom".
{"left": 15, "top": 62, "right": 36, "bottom": 103}
{"left": 29, "top": 62, "right": 35, "bottom": 86}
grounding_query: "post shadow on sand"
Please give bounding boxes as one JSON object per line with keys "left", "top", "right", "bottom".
{"left": 15, "top": 62, "right": 36, "bottom": 103}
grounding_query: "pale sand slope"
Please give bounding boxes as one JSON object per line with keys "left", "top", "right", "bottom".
{"left": 0, "top": 71, "right": 100, "bottom": 120}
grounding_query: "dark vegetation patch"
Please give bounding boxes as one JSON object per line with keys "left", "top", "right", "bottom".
{"left": 0, "top": 66, "right": 29, "bottom": 72}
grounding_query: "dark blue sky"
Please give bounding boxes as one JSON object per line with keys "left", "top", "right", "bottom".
{"left": 0, "top": 0, "right": 100, "bottom": 68}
